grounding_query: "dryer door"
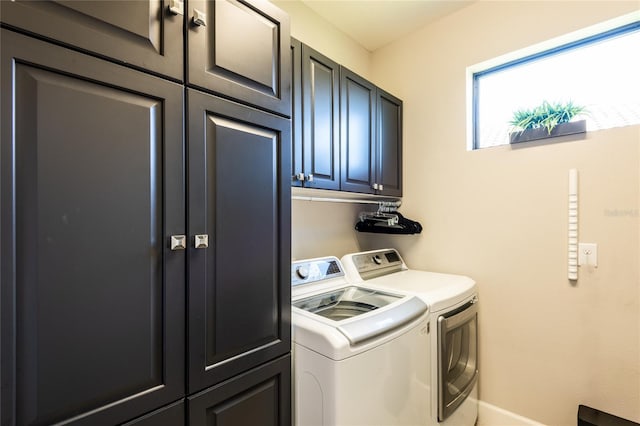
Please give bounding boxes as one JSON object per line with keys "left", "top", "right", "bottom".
{"left": 437, "top": 299, "right": 478, "bottom": 421}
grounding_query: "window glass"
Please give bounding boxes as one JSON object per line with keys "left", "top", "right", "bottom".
{"left": 472, "top": 23, "right": 640, "bottom": 149}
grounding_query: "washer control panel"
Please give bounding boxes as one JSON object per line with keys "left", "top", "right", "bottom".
{"left": 292, "top": 257, "right": 344, "bottom": 287}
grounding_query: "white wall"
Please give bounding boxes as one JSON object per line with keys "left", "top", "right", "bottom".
{"left": 290, "top": 197, "right": 362, "bottom": 260}
{"left": 371, "top": 1, "right": 640, "bottom": 425}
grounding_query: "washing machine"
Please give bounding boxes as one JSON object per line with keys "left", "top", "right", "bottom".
{"left": 341, "top": 249, "right": 479, "bottom": 426}
{"left": 291, "top": 256, "right": 431, "bottom": 426}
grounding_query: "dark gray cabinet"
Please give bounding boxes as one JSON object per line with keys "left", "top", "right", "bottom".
{"left": 340, "top": 68, "right": 403, "bottom": 197}
{"left": 0, "top": 0, "right": 184, "bottom": 81}
{"left": 187, "top": 89, "right": 291, "bottom": 394}
{"left": 376, "top": 88, "right": 403, "bottom": 197}
{"left": 340, "top": 67, "right": 377, "bottom": 194}
{"left": 1, "top": 29, "right": 185, "bottom": 426}
{"left": 291, "top": 38, "right": 303, "bottom": 188}
{"left": 292, "top": 44, "right": 341, "bottom": 190}
{"left": 187, "top": 0, "right": 291, "bottom": 116}
{"left": 1, "top": 0, "right": 292, "bottom": 423}
{"left": 291, "top": 42, "right": 402, "bottom": 196}
{"left": 188, "top": 355, "right": 291, "bottom": 426}
{"left": 123, "top": 401, "right": 185, "bottom": 426}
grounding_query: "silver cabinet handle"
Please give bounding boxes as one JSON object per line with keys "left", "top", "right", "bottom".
{"left": 192, "top": 9, "right": 207, "bottom": 26}
{"left": 379, "top": 184, "right": 384, "bottom": 191}
{"left": 372, "top": 183, "right": 379, "bottom": 190}
{"left": 194, "top": 234, "right": 209, "bottom": 249}
{"left": 295, "top": 172, "right": 305, "bottom": 181}
{"left": 170, "top": 235, "right": 186, "bottom": 250}
{"left": 305, "top": 174, "right": 314, "bottom": 182}
{"left": 168, "top": 0, "right": 184, "bottom": 15}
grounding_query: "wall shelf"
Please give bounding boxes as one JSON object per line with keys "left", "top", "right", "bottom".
{"left": 292, "top": 187, "right": 401, "bottom": 207}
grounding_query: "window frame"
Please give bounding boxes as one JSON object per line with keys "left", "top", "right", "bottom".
{"left": 467, "top": 13, "right": 640, "bottom": 150}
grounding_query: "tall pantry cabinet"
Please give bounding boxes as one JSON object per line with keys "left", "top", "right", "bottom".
{"left": 0, "top": 1, "right": 291, "bottom": 425}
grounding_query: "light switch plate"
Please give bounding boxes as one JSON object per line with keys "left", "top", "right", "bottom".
{"left": 578, "top": 243, "right": 598, "bottom": 267}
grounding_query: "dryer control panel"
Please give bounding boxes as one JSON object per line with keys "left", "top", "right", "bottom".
{"left": 351, "top": 249, "right": 405, "bottom": 280}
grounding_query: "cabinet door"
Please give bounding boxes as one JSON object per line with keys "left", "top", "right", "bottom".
{"left": 187, "top": 89, "right": 291, "bottom": 394}
{"left": 376, "top": 89, "right": 403, "bottom": 197}
{"left": 123, "top": 400, "right": 185, "bottom": 426}
{"left": 0, "top": 0, "right": 183, "bottom": 80}
{"left": 340, "top": 67, "right": 377, "bottom": 194}
{"left": 0, "top": 30, "right": 185, "bottom": 426}
{"left": 302, "top": 45, "right": 341, "bottom": 190}
{"left": 188, "top": 355, "right": 291, "bottom": 426}
{"left": 291, "top": 38, "right": 304, "bottom": 187}
{"left": 186, "top": 0, "right": 291, "bottom": 116}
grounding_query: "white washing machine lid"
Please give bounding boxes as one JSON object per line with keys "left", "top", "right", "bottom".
{"left": 294, "top": 286, "right": 426, "bottom": 345}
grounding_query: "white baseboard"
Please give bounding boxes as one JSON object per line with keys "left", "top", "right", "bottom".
{"left": 477, "top": 401, "right": 546, "bottom": 426}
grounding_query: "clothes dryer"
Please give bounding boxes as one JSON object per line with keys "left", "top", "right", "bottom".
{"left": 341, "top": 249, "right": 479, "bottom": 426}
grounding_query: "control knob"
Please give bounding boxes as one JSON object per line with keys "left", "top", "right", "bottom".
{"left": 372, "top": 255, "right": 383, "bottom": 265}
{"left": 296, "top": 265, "right": 309, "bottom": 280}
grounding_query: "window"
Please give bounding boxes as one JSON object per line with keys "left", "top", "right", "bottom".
{"left": 469, "top": 17, "right": 640, "bottom": 150}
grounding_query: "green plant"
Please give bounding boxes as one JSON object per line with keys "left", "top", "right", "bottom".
{"left": 509, "top": 100, "right": 587, "bottom": 135}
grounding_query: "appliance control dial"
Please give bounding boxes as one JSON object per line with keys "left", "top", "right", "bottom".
{"left": 296, "top": 265, "right": 309, "bottom": 280}
{"left": 372, "top": 254, "right": 383, "bottom": 265}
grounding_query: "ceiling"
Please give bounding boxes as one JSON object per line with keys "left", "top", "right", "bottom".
{"left": 299, "top": 0, "right": 475, "bottom": 51}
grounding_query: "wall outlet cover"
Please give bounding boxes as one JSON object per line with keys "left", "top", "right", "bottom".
{"left": 578, "top": 243, "right": 598, "bottom": 267}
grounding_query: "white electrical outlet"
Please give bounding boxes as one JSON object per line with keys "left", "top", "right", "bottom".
{"left": 578, "top": 243, "right": 598, "bottom": 267}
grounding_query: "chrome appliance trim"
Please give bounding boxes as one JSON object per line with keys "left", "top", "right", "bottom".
{"left": 437, "top": 300, "right": 478, "bottom": 421}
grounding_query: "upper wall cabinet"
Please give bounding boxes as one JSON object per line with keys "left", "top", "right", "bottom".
{"left": 340, "top": 68, "right": 377, "bottom": 194}
{"left": 340, "top": 68, "right": 403, "bottom": 197}
{"left": 291, "top": 41, "right": 403, "bottom": 196}
{"left": 376, "top": 88, "right": 403, "bottom": 197}
{"left": 291, "top": 42, "right": 341, "bottom": 190}
{"left": 187, "top": 0, "right": 291, "bottom": 116}
{"left": 291, "top": 38, "right": 303, "bottom": 187}
{"left": 0, "top": 0, "right": 184, "bottom": 81}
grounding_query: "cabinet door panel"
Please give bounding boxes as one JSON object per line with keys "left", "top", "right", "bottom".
{"left": 377, "top": 89, "right": 403, "bottom": 197}
{"left": 0, "top": 0, "right": 183, "bottom": 80}
{"left": 302, "top": 45, "right": 340, "bottom": 190}
{"left": 340, "top": 68, "right": 376, "bottom": 194}
{"left": 187, "top": 0, "right": 291, "bottom": 116}
{"left": 188, "top": 89, "right": 291, "bottom": 393}
{"left": 188, "top": 355, "right": 291, "bottom": 426}
{"left": 1, "top": 30, "right": 185, "bottom": 426}
{"left": 123, "top": 400, "right": 185, "bottom": 426}
{"left": 291, "top": 38, "right": 303, "bottom": 187}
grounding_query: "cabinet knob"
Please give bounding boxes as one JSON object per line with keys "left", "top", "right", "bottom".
{"left": 372, "top": 183, "right": 379, "bottom": 190}
{"left": 167, "top": 0, "right": 184, "bottom": 16}
{"left": 192, "top": 9, "right": 207, "bottom": 26}
{"left": 305, "top": 174, "right": 314, "bottom": 182}
{"left": 295, "top": 172, "right": 305, "bottom": 181}
{"left": 170, "top": 235, "right": 186, "bottom": 251}
{"left": 379, "top": 184, "right": 384, "bottom": 191}
{"left": 194, "top": 234, "right": 209, "bottom": 249}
